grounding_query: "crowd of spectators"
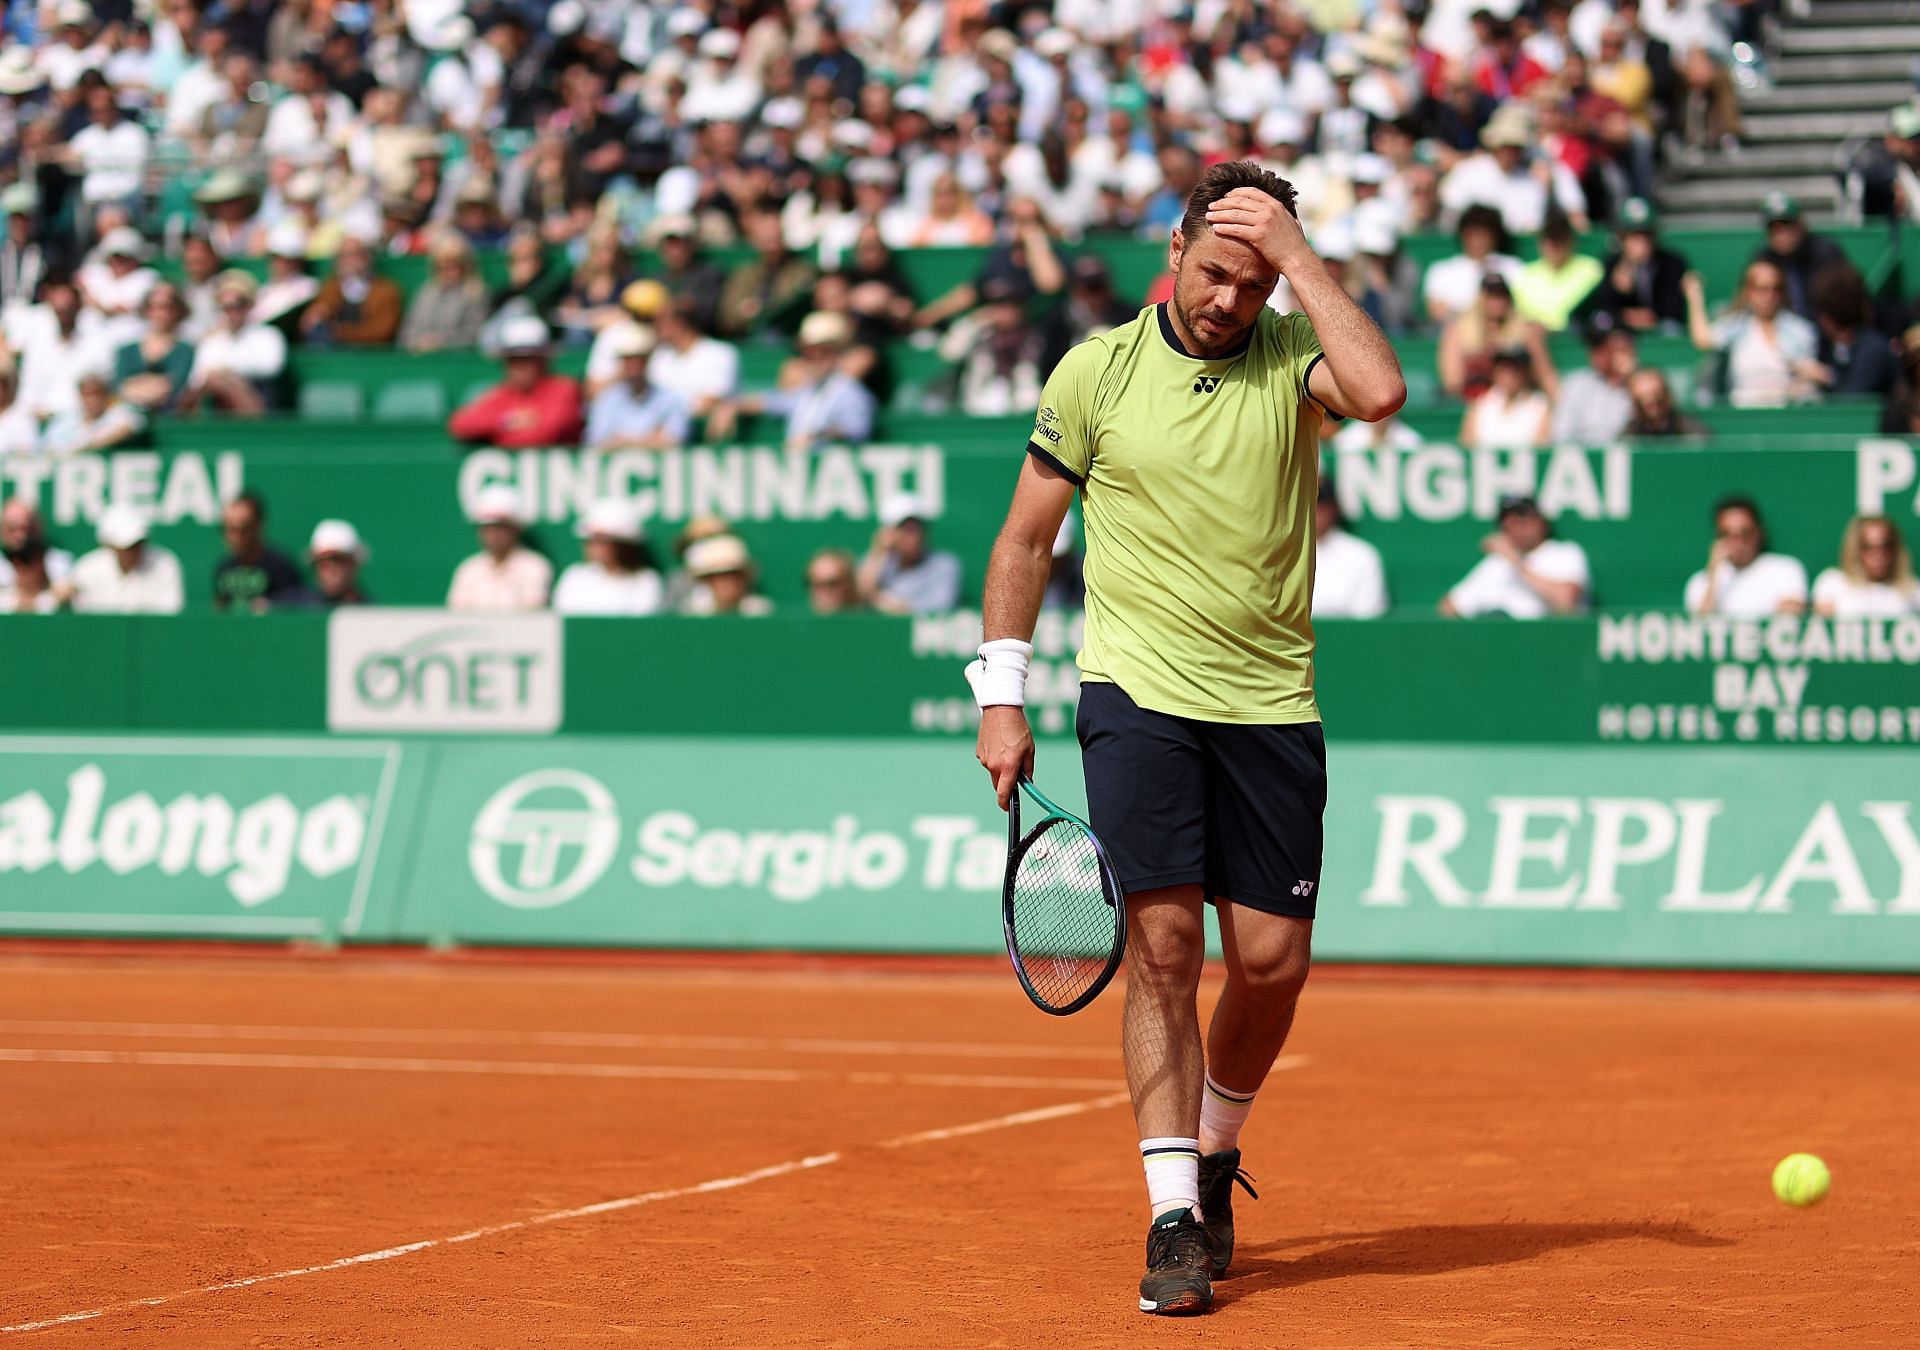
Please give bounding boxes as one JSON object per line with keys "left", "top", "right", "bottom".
{"left": 3, "top": 0, "right": 1913, "bottom": 453}
{"left": 0, "top": 2, "right": 1918, "bottom": 626}
{"left": 0, "top": 481, "right": 979, "bottom": 617}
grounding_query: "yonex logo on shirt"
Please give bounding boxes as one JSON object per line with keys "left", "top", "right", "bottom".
{"left": 1193, "top": 375, "right": 1222, "bottom": 394}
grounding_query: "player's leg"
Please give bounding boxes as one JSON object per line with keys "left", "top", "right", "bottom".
{"left": 1075, "top": 681, "right": 1215, "bottom": 1315}
{"left": 1194, "top": 719, "right": 1327, "bottom": 1274}
{"left": 1120, "top": 884, "right": 1215, "bottom": 1314}
{"left": 1122, "top": 883, "right": 1207, "bottom": 1170}
{"left": 1205, "top": 907, "right": 1312, "bottom": 1113}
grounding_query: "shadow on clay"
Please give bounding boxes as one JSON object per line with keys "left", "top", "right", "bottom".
{"left": 1218, "top": 1222, "right": 1733, "bottom": 1301}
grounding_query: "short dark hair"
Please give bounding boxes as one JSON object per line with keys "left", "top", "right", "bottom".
{"left": 1179, "top": 160, "right": 1298, "bottom": 240}
{"left": 1713, "top": 494, "right": 1766, "bottom": 547}
{"left": 1809, "top": 261, "right": 1869, "bottom": 329}
{"left": 1458, "top": 204, "right": 1508, "bottom": 249}
{"left": 231, "top": 489, "right": 268, "bottom": 522}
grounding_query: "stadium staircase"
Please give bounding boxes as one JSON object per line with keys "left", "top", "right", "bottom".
{"left": 1655, "top": 0, "right": 1920, "bottom": 227}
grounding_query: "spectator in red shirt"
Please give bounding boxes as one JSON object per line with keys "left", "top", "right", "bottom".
{"left": 1474, "top": 21, "right": 1549, "bottom": 102}
{"left": 447, "top": 316, "right": 584, "bottom": 448}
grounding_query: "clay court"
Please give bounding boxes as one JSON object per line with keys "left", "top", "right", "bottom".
{"left": 1, "top": 946, "right": 1915, "bottom": 1348}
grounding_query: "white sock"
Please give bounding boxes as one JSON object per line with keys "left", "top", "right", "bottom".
{"left": 1140, "top": 1137, "right": 1201, "bottom": 1220}
{"left": 1198, "top": 1072, "right": 1258, "bottom": 1155}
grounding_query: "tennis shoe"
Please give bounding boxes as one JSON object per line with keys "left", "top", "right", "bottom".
{"left": 1137, "top": 1208, "right": 1213, "bottom": 1315}
{"left": 1197, "top": 1148, "right": 1258, "bottom": 1276}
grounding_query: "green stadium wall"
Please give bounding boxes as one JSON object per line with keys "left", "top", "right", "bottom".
{"left": 4, "top": 436, "right": 1915, "bottom": 611}
{"left": 4, "top": 611, "right": 1918, "bottom": 748}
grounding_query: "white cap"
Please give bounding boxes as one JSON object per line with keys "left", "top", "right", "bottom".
{"left": 608, "top": 323, "right": 655, "bottom": 358}
{"left": 879, "top": 491, "right": 929, "bottom": 527}
{"left": 1326, "top": 50, "right": 1363, "bottom": 80}
{"left": 1218, "top": 94, "right": 1262, "bottom": 125}
{"left": 498, "top": 315, "right": 551, "bottom": 353}
{"left": 472, "top": 485, "right": 524, "bottom": 526}
{"left": 1350, "top": 154, "right": 1392, "bottom": 186}
{"left": 1353, "top": 199, "right": 1401, "bottom": 255}
{"left": 684, "top": 533, "right": 752, "bottom": 578}
{"left": 831, "top": 119, "right": 875, "bottom": 150}
{"left": 0, "top": 45, "right": 41, "bottom": 96}
{"left": 759, "top": 96, "right": 803, "bottom": 129}
{"left": 1257, "top": 107, "right": 1306, "bottom": 147}
{"left": 1034, "top": 28, "right": 1075, "bottom": 58}
{"left": 266, "top": 220, "right": 308, "bottom": 257}
{"left": 665, "top": 8, "right": 707, "bottom": 38}
{"left": 697, "top": 27, "right": 740, "bottom": 58}
{"left": 847, "top": 156, "right": 898, "bottom": 187}
{"left": 284, "top": 168, "right": 325, "bottom": 203}
{"left": 547, "top": 0, "right": 585, "bottom": 36}
{"left": 427, "top": 13, "right": 475, "bottom": 51}
{"left": 96, "top": 503, "right": 148, "bottom": 549}
{"left": 98, "top": 226, "right": 149, "bottom": 259}
{"left": 57, "top": 1, "right": 92, "bottom": 27}
{"left": 893, "top": 85, "right": 931, "bottom": 113}
{"left": 1313, "top": 220, "right": 1355, "bottom": 263}
{"left": 309, "top": 518, "right": 369, "bottom": 560}
{"left": 578, "top": 498, "right": 645, "bottom": 544}
{"left": 797, "top": 310, "right": 854, "bottom": 349}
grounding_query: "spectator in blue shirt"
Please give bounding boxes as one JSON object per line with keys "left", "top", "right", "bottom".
{"left": 859, "top": 492, "right": 963, "bottom": 615}
{"left": 708, "top": 311, "right": 876, "bottom": 450}
{"left": 583, "top": 325, "right": 692, "bottom": 451}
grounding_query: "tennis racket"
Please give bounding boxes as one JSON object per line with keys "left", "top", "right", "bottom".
{"left": 1002, "top": 777, "right": 1127, "bottom": 1016}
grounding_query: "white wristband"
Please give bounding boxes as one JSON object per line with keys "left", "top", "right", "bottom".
{"left": 964, "top": 638, "right": 1034, "bottom": 709}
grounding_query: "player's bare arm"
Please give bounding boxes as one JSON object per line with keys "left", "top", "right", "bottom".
{"left": 975, "top": 453, "right": 1075, "bottom": 810}
{"left": 1203, "top": 187, "right": 1407, "bottom": 422}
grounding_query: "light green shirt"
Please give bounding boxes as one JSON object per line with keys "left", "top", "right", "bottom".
{"left": 1029, "top": 304, "right": 1327, "bottom": 724}
{"left": 1513, "top": 255, "right": 1604, "bottom": 332}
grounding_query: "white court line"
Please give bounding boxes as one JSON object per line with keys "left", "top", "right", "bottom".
{"left": 0, "top": 1047, "right": 1123, "bottom": 1093}
{"left": 0, "top": 1020, "right": 1119, "bottom": 1062}
{"left": 0, "top": 1087, "right": 1151, "bottom": 1336}
{"left": 0, "top": 1151, "right": 844, "bottom": 1336}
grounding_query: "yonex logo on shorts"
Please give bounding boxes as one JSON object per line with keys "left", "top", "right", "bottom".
{"left": 1193, "top": 375, "right": 1221, "bottom": 394}
{"left": 1291, "top": 880, "right": 1315, "bottom": 897}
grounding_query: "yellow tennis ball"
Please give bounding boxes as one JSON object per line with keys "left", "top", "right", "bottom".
{"left": 1772, "top": 1153, "right": 1831, "bottom": 1208}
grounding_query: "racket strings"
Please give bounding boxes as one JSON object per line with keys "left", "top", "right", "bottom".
{"left": 1008, "top": 820, "right": 1120, "bottom": 1010}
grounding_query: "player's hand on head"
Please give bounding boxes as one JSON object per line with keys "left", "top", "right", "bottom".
{"left": 1205, "top": 187, "right": 1311, "bottom": 274}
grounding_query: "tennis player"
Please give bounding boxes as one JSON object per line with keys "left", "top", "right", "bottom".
{"left": 971, "top": 161, "right": 1405, "bottom": 1315}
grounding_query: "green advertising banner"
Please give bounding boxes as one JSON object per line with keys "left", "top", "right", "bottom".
{"left": 390, "top": 736, "right": 1920, "bottom": 969}
{"left": 7, "top": 732, "right": 1910, "bottom": 971}
{"left": 5, "top": 611, "right": 1918, "bottom": 748}
{"left": 3, "top": 437, "right": 1917, "bottom": 612}
{"left": 0, "top": 736, "right": 417, "bottom": 939}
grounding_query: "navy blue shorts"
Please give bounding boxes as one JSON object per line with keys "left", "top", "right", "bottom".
{"left": 1075, "top": 681, "right": 1327, "bottom": 918}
